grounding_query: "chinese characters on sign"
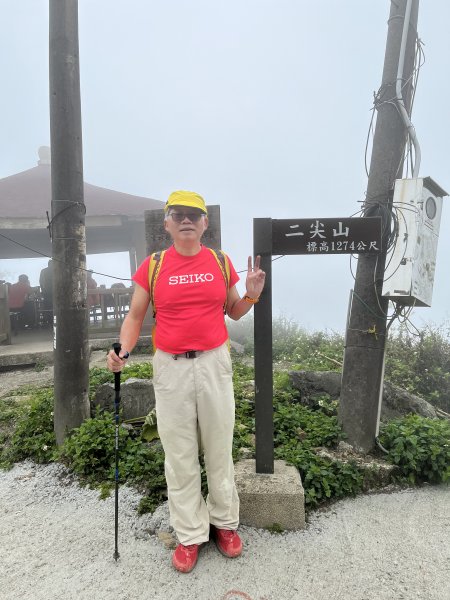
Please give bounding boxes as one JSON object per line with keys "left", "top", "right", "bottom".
{"left": 271, "top": 217, "right": 382, "bottom": 255}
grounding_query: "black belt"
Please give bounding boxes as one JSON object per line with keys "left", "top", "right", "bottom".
{"left": 172, "top": 350, "right": 203, "bottom": 360}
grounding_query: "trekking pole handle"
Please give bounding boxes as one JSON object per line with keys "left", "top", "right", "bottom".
{"left": 112, "top": 343, "right": 121, "bottom": 390}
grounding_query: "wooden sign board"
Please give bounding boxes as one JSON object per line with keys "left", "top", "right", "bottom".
{"left": 272, "top": 217, "right": 382, "bottom": 255}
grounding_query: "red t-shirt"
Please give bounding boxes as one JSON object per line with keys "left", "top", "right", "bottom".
{"left": 133, "top": 245, "right": 239, "bottom": 353}
{"left": 8, "top": 282, "right": 31, "bottom": 309}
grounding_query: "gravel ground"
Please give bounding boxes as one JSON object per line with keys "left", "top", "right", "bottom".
{"left": 1, "top": 461, "right": 449, "bottom": 600}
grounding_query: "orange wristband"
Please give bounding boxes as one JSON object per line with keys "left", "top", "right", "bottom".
{"left": 243, "top": 294, "right": 259, "bottom": 304}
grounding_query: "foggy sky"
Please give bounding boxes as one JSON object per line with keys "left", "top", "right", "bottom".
{"left": 1, "top": 0, "right": 449, "bottom": 333}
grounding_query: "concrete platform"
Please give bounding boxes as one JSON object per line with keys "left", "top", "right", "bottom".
{"left": 235, "top": 459, "right": 305, "bottom": 531}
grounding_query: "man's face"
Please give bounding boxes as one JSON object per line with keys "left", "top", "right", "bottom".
{"left": 164, "top": 205, "right": 208, "bottom": 241}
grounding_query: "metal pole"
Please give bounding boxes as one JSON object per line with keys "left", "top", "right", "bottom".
{"left": 49, "top": 0, "right": 90, "bottom": 445}
{"left": 112, "top": 342, "right": 122, "bottom": 561}
{"left": 339, "top": 0, "right": 419, "bottom": 452}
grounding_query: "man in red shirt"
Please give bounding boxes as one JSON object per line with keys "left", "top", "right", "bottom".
{"left": 8, "top": 274, "right": 37, "bottom": 328}
{"left": 107, "top": 190, "right": 265, "bottom": 573}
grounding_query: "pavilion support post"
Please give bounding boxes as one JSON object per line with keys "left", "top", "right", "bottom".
{"left": 49, "top": 0, "right": 90, "bottom": 445}
{"left": 129, "top": 248, "right": 137, "bottom": 278}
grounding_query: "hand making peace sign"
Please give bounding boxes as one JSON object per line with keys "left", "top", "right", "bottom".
{"left": 245, "top": 255, "right": 266, "bottom": 300}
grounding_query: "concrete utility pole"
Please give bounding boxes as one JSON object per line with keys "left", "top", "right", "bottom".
{"left": 49, "top": 0, "right": 90, "bottom": 445}
{"left": 339, "top": 0, "right": 419, "bottom": 452}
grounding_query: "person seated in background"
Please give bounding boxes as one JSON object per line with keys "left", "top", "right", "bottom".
{"left": 87, "top": 270, "right": 100, "bottom": 308}
{"left": 39, "top": 260, "right": 53, "bottom": 325}
{"left": 8, "top": 274, "right": 39, "bottom": 328}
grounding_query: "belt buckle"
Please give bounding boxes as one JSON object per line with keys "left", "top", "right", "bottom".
{"left": 185, "top": 350, "right": 197, "bottom": 359}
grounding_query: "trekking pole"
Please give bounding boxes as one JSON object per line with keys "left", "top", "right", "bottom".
{"left": 112, "top": 342, "right": 122, "bottom": 561}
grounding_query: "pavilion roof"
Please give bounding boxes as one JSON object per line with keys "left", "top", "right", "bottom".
{"left": 0, "top": 163, "right": 163, "bottom": 219}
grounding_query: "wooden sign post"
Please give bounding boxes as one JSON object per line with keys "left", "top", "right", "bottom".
{"left": 253, "top": 216, "right": 382, "bottom": 473}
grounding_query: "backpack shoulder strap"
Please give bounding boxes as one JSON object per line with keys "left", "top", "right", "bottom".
{"left": 208, "top": 248, "right": 230, "bottom": 289}
{"left": 148, "top": 250, "right": 166, "bottom": 317}
{"left": 208, "top": 248, "right": 231, "bottom": 313}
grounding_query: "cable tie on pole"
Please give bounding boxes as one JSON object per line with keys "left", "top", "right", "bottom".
{"left": 46, "top": 210, "right": 52, "bottom": 240}
{"left": 367, "top": 324, "right": 378, "bottom": 339}
{"left": 47, "top": 202, "right": 86, "bottom": 232}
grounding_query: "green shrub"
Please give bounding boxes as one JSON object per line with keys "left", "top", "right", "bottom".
{"left": 59, "top": 408, "right": 167, "bottom": 512}
{"left": 315, "top": 394, "right": 338, "bottom": 416}
{"left": 275, "top": 439, "right": 363, "bottom": 507}
{"left": 0, "top": 396, "right": 23, "bottom": 425}
{"left": 385, "top": 323, "right": 450, "bottom": 412}
{"left": 0, "top": 388, "right": 56, "bottom": 468}
{"left": 59, "top": 409, "right": 127, "bottom": 479}
{"left": 120, "top": 362, "right": 153, "bottom": 380}
{"left": 378, "top": 414, "right": 450, "bottom": 484}
{"left": 273, "top": 401, "right": 343, "bottom": 448}
{"left": 271, "top": 387, "right": 359, "bottom": 507}
{"left": 60, "top": 408, "right": 162, "bottom": 474}
{"left": 233, "top": 366, "right": 356, "bottom": 508}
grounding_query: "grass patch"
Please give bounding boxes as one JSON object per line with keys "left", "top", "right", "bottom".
{"left": 0, "top": 387, "right": 56, "bottom": 469}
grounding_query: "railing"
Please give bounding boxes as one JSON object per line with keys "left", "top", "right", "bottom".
{"left": 89, "top": 287, "right": 134, "bottom": 332}
{"left": 1, "top": 285, "right": 136, "bottom": 343}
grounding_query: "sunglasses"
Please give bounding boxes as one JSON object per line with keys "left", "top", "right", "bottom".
{"left": 169, "top": 211, "right": 204, "bottom": 223}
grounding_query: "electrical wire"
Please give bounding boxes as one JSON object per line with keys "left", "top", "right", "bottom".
{"left": 347, "top": 20, "right": 425, "bottom": 334}
{"left": 365, "top": 35, "right": 424, "bottom": 181}
{"left": 0, "top": 231, "right": 133, "bottom": 282}
{"left": 360, "top": 30, "right": 425, "bottom": 330}
{"left": 236, "top": 254, "right": 285, "bottom": 275}
{"left": 0, "top": 229, "right": 286, "bottom": 282}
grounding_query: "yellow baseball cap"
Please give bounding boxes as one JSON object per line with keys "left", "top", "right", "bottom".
{"left": 165, "top": 190, "right": 207, "bottom": 214}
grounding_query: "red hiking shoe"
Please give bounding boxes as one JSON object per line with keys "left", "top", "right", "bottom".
{"left": 211, "top": 526, "right": 242, "bottom": 558}
{"left": 172, "top": 543, "right": 201, "bottom": 573}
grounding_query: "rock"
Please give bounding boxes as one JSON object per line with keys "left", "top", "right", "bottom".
{"left": 337, "top": 441, "right": 354, "bottom": 453}
{"left": 382, "top": 380, "right": 437, "bottom": 420}
{"left": 91, "top": 382, "right": 115, "bottom": 413}
{"left": 289, "top": 370, "right": 341, "bottom": 405}
{"left": 288, "top": 370, "right": 438, "bottom": 421}
{"left": 92, "top": 377, "right": 155, "bottom": 421}
{"left": 315, "top": 445, "right": 399, "bottom": 490}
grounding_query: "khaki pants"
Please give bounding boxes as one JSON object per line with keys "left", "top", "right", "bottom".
{"left": 153, "top": 342, "right": 240, "bottom": 545}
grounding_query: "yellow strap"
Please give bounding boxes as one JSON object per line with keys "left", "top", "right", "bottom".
{"left": 148, "top": 250, "right": 166, "bottom": 315}
{"left": 148, "top": 250, "right": 166, "bottom": 354}
{"left": 208, "top": 248, "right": 230, "bottom": 312}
